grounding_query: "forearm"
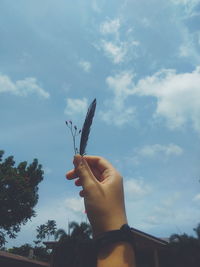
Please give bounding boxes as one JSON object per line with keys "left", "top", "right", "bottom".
{"left": 97, "top": 242, "right": 136, "bottom": 267}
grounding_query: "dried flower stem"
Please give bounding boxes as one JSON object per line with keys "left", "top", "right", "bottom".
{"left": 65, "top": 121, "right": 81, "bottom": 154}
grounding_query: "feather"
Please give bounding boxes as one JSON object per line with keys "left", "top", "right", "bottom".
{"left": 79, "top": 98, "right": 96, "bottom": 155}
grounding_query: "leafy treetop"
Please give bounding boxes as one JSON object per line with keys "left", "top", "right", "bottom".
{"left": 0, "top": 150, "right": 44, "bottom": 246}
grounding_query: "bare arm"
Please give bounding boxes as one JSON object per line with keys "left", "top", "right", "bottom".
{"left": 66, "top": 155, "right": 136, "bottom": 267}
{"left": 97, "top": 242, "right": 136, "bottom": 267}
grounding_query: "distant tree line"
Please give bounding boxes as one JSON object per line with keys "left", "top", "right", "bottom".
{"left": 7, "top": 219, "right": 92, "bottom": 263}
{"left": 159, "top": 223, "right": 200, "bottom": 267}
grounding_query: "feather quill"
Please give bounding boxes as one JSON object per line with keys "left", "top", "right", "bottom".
{"left": 79, "top": 98, "right": 96, "bottom": 155}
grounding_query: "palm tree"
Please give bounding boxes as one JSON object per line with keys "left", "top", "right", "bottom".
{"left": 36, "top": 224, "right": 47, "bottom": 240}
{"left": 54, "top": 228, "right": 68, "bottom": 241}
{"left": 69, "top": 221, "right": 92, "bottom": 240}
{"left": 45, "top": 220, "right": 57, "bottom": 240}
{"left": 36, "top": 220, "right": 57, "bottom": 241}
{"left": 51, "top": 222, "right": 94, "bottom": 267}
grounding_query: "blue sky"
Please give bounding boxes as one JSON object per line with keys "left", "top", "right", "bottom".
{"left": 1, "top": 0, "right": 200, "bottom": 247}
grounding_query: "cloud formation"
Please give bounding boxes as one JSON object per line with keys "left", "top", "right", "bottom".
{"left": 193, "top": 193, "right": 200, "bottom": 202}
{"left": 64, "top": 197, "right": 85, "bottom": 213}
{"left": 99, "top": 18, "right": 139, "bottom": 64}
{"left": 124, "top": 178, "right": 151, "bottom": 199}
{"left": 135, "top": 66, "right": 200, "bottom": 133}
{"left": 100, "top": 18, "right": 120, "bottom": 35}
{"left": 100, "top": 72, "right": 136, "bottom": 126}
{"left": 137, "top": 144, "right": 183, "bottom": 158}
{"left": 0, "top": 74, "right": 49, "bottom": 98}
{"left": 101, "top": 67, "right": 200, "bottom": 133}
{"left": 101, "top": 40, "right": 128, "bottom": 64}
{"left": 64, "top": 97, "right": 88, "bottom": 116}
{"left": 78, "top": 60, "right": 91, "bottom": 72}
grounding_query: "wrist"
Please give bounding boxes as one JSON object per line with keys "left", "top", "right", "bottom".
{"left": 94, "top": 224, "right": 135, "bottom": 257}
{"left": 91, "top": 214, "right": 128, "bottom": 238}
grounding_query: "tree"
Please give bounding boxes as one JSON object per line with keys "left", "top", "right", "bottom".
{"left": 161, "top": 227, "right": 200, "bottom": 267}
{"left": 0, "top": 150, "right": 44, "bottom": 247}
{"left": 69, "top": 221, "right": 92, "bottom": 240}
{"left": 45, "top": 220, "right": 57, "bottom": 240}
{"left": 54, "top": 228, "right": 68, "bottom": 241}
{"left": 54, "top": 221, "right": 92, "bottom": 242}
{"left": 52, "top": 222, "right": 94, "bottom": 267}
{"left": 36, "top": 220, "right": 57, "bottom": 242}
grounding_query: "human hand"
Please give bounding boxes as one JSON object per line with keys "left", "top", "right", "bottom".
{"left": 66, "top": 154, "right": 127, "bottom": 237}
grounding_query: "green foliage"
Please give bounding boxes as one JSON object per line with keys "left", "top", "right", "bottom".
{"left": 160, "top": 223, "right": 200, "bottom": 267}
{"left": 51, "top": 221, "right": 94, "bottom": 267}
{"left": 0, "top": 150, "right": 44, "bottom": 247}
{"left": 54, "top": 221, "right": 92, "bottom": 240}
{"left": 54, "top": 228, "right": 68, "bottom": 241}
{"left": 69, "top": 221, "right": 92, "bottom": 240}
{"left": 36, "top": 220, "right": 57, "bottom": 242}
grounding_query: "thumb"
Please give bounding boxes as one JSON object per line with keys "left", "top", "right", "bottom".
{"left": 73, "top": 154, "right": 95, "bottom": 189}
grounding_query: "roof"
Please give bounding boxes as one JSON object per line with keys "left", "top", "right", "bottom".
{"left": 130, "top": 227, "right": 168, "bottom": 250}
{"left": 0, "top": 251, "right": 49, "bottom": 267}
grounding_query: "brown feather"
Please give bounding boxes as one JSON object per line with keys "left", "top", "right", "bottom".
{"left": 79, "top": 99, "right": 96, "bottom": 155}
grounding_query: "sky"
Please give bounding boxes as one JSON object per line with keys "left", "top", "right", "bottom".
{"left": 0, "top": 0, "right": 200, "bottom": 247}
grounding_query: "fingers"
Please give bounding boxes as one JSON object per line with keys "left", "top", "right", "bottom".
{"left": 75, "top": 178, "right": 82, "bottom": 186}
{"left": 66, "top": 155, "right": 115, "bottom": 180}
{"left": 83, "top": 155, "right": 115, "bottom": 173}
{"left": 66, "top": 169, "right": 78, "bottom": 180}
{"left": 79, "top": 189, "right": 85, "bottom": 197}
{"left": 73, "top": 154, "right": 97, "bottom": 189}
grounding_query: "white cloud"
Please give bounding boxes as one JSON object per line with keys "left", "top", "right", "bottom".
{"left": 101, "top": 40, "right": 128, "bottom": 64}
{"left": 178, "top": 31, "right": 200, "bottom": 63}
{"left": 64, "top": 97, "right": 88, "bottom": 116}
{"left": 100, "top": 107, "right": 136, "bottom": 126}
{"left": 170, "top": 0, "right": 200, "bottom": 16}
{"left": 170, "top": 0, "right": 199, "bottom": 4}
{"left": 0, "top": 74, "right": 50, "bottom": 98}
{"left": 99, "top": 18, "right": 140, "bottom": 64}
{"left": 170, "top": 0, "right": 200, "bottom": 6}
{"left": 124, "top": 178, "right": 151, "bottom": 199}
{"left": 193, "top": 193, "right": 200, "bottom": 202}
{"left": 100, "top": 19, "right": 120, "bottom": 35}
{"left": 138, "top": 144, "right": 183, "bottom": 158}
{"left": 144, "top": 192, "right": 182, "bottom": 226}
{"left": 64, "top": 197, "right": 85, "bottom": 213}
{"left": 135, "top": 66, "right": 200, "bottom": 133}
{"left": 101, "top": 67, "right": 200, "bottom": 132}
{"left": 162, "top": 192, "right": 181, "bottom": 207}
{"left": 100, "top": 72, "right": 136, "bottom": 126}
{"left": 179, "top": 43, "right": 193, "bottom": 57}
{"left": 78, "top": 60, "right": 91, "bottom": 72}
{"left": 106, "top": 71, "right": 134, "bottom": 99}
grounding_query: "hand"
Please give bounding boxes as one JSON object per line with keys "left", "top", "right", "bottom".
{"left": 66, "top": 154, "right": 127, "bottom": 237}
